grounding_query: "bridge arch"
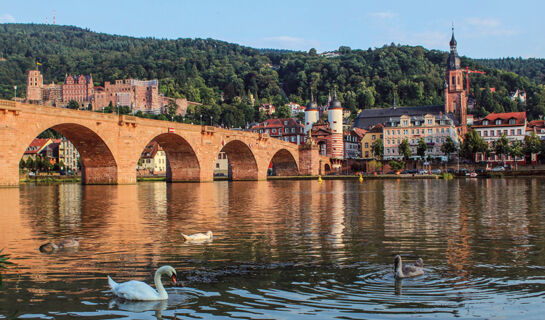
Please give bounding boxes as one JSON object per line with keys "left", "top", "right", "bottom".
{"left": 142, "top": 133, "right": 201, "bottom": 182}
{"left": 216, "top": 140, "right": 258, "bottom": 180}
{"left": 21, "top": 123, "right": 118, "bottom": 184}
{"left": 268, "top": 148, "right": 299, "bottom": 177}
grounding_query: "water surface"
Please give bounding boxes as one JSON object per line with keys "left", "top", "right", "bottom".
{"left": 1, "top": 179, "right": 544, "bottom": 319}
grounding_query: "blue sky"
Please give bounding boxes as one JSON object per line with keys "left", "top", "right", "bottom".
{"left": 1, "top": 0, "right": 543, "bottom": 58}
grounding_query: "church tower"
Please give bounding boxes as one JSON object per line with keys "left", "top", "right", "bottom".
{"left": 328, "top": 90, "right": 344, "bottom": 159}
{"left": 444, "top": 28, "right": 467, "bottom": 129}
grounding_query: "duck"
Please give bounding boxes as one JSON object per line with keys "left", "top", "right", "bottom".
{"left": 318, "top": 175, "right": 323, "bottom": 183}
{"left": 393, "top": 255, "right": 424, "bottom": 279}
{"left": 359, "top": 173, "right": 363, "bottom": 183}
{"left": 181, "top": 231, "right": 213, "bottom": 242}
{"left": 39, "top": 242, "right": 59, "bottom": 253}
{"left": 107, "top": 265, "right": 177, "bottom": 301}
{"left": 59, "top": 238, "right": 79, "bottom": 249}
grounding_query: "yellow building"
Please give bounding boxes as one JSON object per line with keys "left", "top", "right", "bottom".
{"left": 361, "top": 124, "right": 384, "bottom": 159}
{"left": 138, "top": 141, "right": 167, "bottom": 174}
{"left": 214, "top": 152, "right": 229, "bottom": 176}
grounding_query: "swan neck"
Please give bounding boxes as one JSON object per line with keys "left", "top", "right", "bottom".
{"left": 154, "top": 269, "right": 168, "bottom": 299}
{"left": 394, "top": 259, "right": 404, "bottom": 278}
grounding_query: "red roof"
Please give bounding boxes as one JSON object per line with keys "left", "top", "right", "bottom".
{"left": 482, "top": 112, "right": 526, "bottom": 123}
{"left": 25, "top": 138, "right": 51, "bottom": 155}
{"left": 352, "top": 127, "right": 367, "bottom": 138}
{"left": 528, "top": 120, "right": 545, "bottom": 128}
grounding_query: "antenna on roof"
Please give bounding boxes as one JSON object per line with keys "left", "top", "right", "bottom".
{"left": 53, "top": 10, "right": 56, "bottom": 25}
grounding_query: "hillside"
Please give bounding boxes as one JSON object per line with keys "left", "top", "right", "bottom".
{"left": 1, "top": 23, "right": 544, "bottom": 126}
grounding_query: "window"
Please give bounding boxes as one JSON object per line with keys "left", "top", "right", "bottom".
{"left": 428, "top": 119, "right": 432, "bottom": 125}
{"left": 495, "top": 119, "right": 502, "bottom": 125}
{"left": 510, "top": 129, "right": 515, "bottom": 135}
{"left": 509, "top": 119, "right": 516, "bottom": 125}
{"left": 428, "top": 129, "right": 432, "bottom": 134}
{"left": 365, "top": 143, "right": 369, "bottom": 148}
{"left": 372, "top": 135, "right": 376, "bottom": 140}
{"left": 216, "top": 163, "right": 219, "bottom": 168}
{"left": 497, "top": 130, "right": 501, "bottom": 136}
{"left": 272, "top": 129, "right": 276, "bottom": 133}
{"left": 484, "top": 131, "right": 488, "bottom": 137}
{"left": 491, "top": 130, "right": 495, "bottom": 136}
{"left": 292, "top": 128, "right": 295, "bottom": 133}
{"left": 411, "top": 129, "right": 414, "bottom": 134}
{"left": 284, "top": 121, "right": 288, "bottom": 125}
{"left": 403, "top": 120, "right": 408, "bottom": 126}
{"left": 483, "top": 120, "right": 489, "bottom": 125}
{"left": 218, "top": 154, "right": 222, "bottom": 159}
{"left": 517, "top": 129, "right": 522, "bottom": 135}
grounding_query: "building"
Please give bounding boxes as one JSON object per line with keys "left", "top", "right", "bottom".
{"left": 327, "top": 92, "right": 344, "bottom": 159}
{"left": 23, "top": 138, "right": 54, "bottom": 161}
{"left": 304, "top": 96, "right": 319, "bottom": 133}
{"left": 26, "top": 70, "right": 43, "bottom": 103}
{"left": 259, "top": 104, "right": 276, "bottom": 116}
{"left": 383, "top": 113, "right": 458, "bottom": 160}
{"left": 344, "top": 128, "right": 364, "bottom": 159}
{"left": 360, "top": 125, "right": 383, "bottom": 159}
{"left": 527, "top": 120, "right": 545, "bottom": 140}
{"left": 288, "top": 102, "right": 305, "bottom": 116}
{"left": 43, "top": 82, "right": 62, "bottom": 106}
{"left": 214, "top": 152, "right": 229, "bottom": 176}
{"left": 353, "top": 29, "right": 468, "bottom": 137}
{"left": 138, "top": 141, "right": 167, "bottom": 174}
{"left": 510, "top": 89, "right": 527, "bottom": 103}
{"left": 472, "top": 112, "right": 527, "bottom": 164}
{"left": 62, "top": 74, "right": 94, "bottom": 105}
{"left": 94, "top": 79, "right": 161, "bottom": 112}
{"left": 250, "top": 118, "right": 306, "bottom": 145}
{"left": 58, "top": 138, "right": 80, "bottom": 172}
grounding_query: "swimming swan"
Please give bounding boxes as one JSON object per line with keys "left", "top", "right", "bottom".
{"left": 181, "top": 231, "right": 213, "bottom": 242}
{"left": 108, "top": 265, "right": 177, "bottom": 301}
{"left": 39, "top": 238, "right": 79, "bottom": 253}
{"left": 394, "top": 255, "right": 424, "bottom": 279}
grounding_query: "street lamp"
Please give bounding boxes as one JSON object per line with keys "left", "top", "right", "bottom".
{"left": 200, "top": 114, "right": 203, "bottom": 125}
{"left": 210, "top": 116, "right": 213, "bottom": 126}
{"left": 13, "top": 86, "right": 17, "bottom": 100}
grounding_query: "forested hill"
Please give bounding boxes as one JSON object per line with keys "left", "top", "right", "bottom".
{"left": 1, "top": 23, "right": 544, "bottom": 125}
{"left": 474, "top": 57, "right": 545, "bottom": 85}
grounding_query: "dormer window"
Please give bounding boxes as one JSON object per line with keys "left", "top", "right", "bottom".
{"left": 495, "top": 119, "right": 502, "bottom": 125}
{"left": 483, "top": 120, "right": 489, "bottom": 125}
{"left": 508, "top": 118, "right": 516, "bottom": 125}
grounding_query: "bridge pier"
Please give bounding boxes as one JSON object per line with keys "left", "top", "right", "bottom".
{"left": 81, "top": 166, "right": 119, "bottom": 185}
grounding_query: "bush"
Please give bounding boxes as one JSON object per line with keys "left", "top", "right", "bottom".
{"left": 441, "top": 173, "right": 454, "bottom": 180}
{"left": 389, "top": 160, "right": 405, "bottom": 171}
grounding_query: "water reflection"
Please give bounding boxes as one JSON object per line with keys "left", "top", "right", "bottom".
{"left": 0, "top": 179, "right": 545, "bottom": 319}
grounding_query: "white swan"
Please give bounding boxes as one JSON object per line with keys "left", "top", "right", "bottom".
{"left": 394, "top": 255, "right": 424, "bottom": 279}
{"left": 107, "top": 265, "right": 177, "bottom": 301}
{"left": 181, "top": 231, "right": 213, "bottom": 242}
{"left": 59, "top": 238, "right": 79, "bottom": 249}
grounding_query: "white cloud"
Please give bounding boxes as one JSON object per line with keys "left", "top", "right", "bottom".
{"left": 464, "top": 17, "right": 518, "bottom": 37}
{"left": 369, "top": 11, "right": 397, "bottom": 20}
{"left": 0, "top": 14, "right": 15, "bottom": 23}
{"left": 258, "top": 36, "right": 320, "bottom": 51}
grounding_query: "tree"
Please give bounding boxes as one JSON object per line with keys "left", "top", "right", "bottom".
{"left": 460, "top": 129, "right": 489, "bottom": 162}
{"left": 25, "top": 157, "right": 35, "bottom": 172}
{"left": 441, "top": 136, "right": 458, "bottom": 160}
{"left": 523, "top": 131, "right": 541, "bottom": 158}
{"left": 494, "top": 134, "right": 511, "bottom": 164}
{"left": 274, "top": 105, "right": 291, "bottom": 118}
{"left": 372, "top": 138, "right": 384, "bottom": 159}
{"left": 165, "top": 100, "right": 178, "bottom": 120}
{"left": 19, "top": 159, "right": 25, "bottom": 169}
{"left": 509, "top": 140, "right": 524, "bottom": 170}
{"left": 67, "top": 100, "right": 79, "bottom": 110}
{"left": 399, "top": 138, "right": 412, "bottom": 161}
{"left": 417, "top": 138, "right": 427, "bottom": 160}
{"left": 389, "top": 160, "right": 405, "bottom": 171}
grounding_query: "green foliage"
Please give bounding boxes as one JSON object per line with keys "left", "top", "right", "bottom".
{"left": 493, "top": 134, "right": 511, "bottom": 160}
{"left": 523, "top": 131, "right": 541, "bottom": 155}
{"left": 441, "top": 136, "right": 458, "bottom": 159}
{"left": 1, "top": 24, "right": 544, "bottom": 124}
{"left": 460, "top": 129, "right": 489, "bottom": 161}
{"left": 441, "top": 172, "right": 454, "bottom": 180}
{"left": 417, "top": 138, "right": 427, "bottom": 159}
{"left": 273, "top": 105, "right": 291, "bottom": 119}
{"left": 372, "top": 138, "right": 384, "bottom": 159}
{"left": 67, "top": 100, "right": 79, "bottom": 109}
{"left": 399, "top": 138, "right": 412, "bottom": 161}
{"left": 389, "top": 160, "right": 405, "bottom": 171}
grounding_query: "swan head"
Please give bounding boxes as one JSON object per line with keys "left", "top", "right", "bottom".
{"left": 206, "top": 231, "right": 213, "bottom": 238}
{"left": 415, "top": 258, "right": 424, "bottom": 268}
{"left": 157, "top": 265, "right": 177, "bottom": 284}
{"left": 394, "top": 255, "right": 402, "bottom": 271}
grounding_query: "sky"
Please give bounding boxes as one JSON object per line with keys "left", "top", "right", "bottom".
{"left": 1, "top": 0, "right": 543, "bottom": 58}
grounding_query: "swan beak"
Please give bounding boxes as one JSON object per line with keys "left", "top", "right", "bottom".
{"left": 171, "top": 274, "right": 177, "bottom": 284}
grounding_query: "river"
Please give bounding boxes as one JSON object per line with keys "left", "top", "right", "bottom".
{"left": 0, "top": 179, "right": 544, "bottom": 319}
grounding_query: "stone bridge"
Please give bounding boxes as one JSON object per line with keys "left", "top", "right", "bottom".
{"left": 0, "top": 100, "right": 327, "bottom": 186}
